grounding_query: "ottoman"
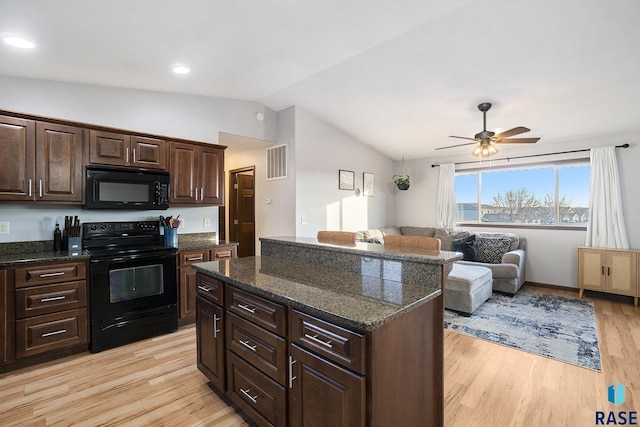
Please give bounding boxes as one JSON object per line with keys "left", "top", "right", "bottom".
{"left": 445, "top": 263, "right": 493, "bottom": 315}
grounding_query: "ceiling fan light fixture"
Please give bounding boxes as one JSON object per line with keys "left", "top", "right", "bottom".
{"left": 472, "top": 141, "right": 498, "bottom": 158}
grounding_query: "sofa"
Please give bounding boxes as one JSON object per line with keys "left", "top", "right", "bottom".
{"left": 356, "top": 226, "right": 526, "bottom": 295}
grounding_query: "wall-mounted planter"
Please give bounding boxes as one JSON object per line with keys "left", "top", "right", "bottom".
{"left": 396, "top": 183, "right": 410, "bottom": 191}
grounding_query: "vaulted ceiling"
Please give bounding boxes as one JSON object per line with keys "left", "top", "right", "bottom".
{"left": 1, "top": 0, "right": 639, "bottom": 160}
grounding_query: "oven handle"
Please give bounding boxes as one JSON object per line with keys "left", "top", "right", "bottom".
{"left": 90, "top": 251, "right": 177, "bottom": 263}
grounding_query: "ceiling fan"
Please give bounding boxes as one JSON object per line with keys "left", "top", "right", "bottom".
{"left": 437, "top": 102, "right": 540, "bottom": 156}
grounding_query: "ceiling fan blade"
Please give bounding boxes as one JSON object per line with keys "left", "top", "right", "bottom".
{"left": 494, "top": 126, "right": 530, "bottom": 140}
{"left": 497, "top": 137, "right": 540, "bottom": 144}
{"left": 436, "top": 141, "right": 478, "bottom": 150}
{"left": 448, "top": 135, "right": 479, "bottom": 141}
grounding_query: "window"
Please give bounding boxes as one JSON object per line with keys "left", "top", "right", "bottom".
{"left": 455, "top": 163, "right": 590, "bottom": 226}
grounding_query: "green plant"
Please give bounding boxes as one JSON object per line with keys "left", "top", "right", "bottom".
{"left": 393, "top": 174, "right": 410, "bottom": 185}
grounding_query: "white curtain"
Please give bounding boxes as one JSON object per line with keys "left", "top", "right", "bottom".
{"left": 585, "top": 146, "right": 629, "bottom": 249}
{"left": 436, "top": 163, "right": 456, "bottom": 229}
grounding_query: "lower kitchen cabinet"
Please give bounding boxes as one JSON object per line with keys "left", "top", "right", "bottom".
{"left": 178, "top": 246, "right": 237, "bottom": 325}
{"left": 196, "top": 271, "right": 443, "bottom": 427}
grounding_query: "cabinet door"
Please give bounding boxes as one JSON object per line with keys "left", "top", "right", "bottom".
{"left": 15, "top": 308, "right": 88, "bottom": 358}
{"left": 196, "top": 295, "right": 225, "bottom": 391}
{"left": 36, "top": 122, "right": 84, "bottom": 202}
{"left": 606, "top": 251, "right": 637, "bottom": 296}
{"left": 289, "top": 344, "right": 365, "bottom": 427}
{"left": 199, "top": 146, "right": 224, "bottom": 205}
{"left": 179, "top": 267, "right": 197, "bottom": 323}
{"left": 89, "top": 130, "right": 131, "bottom": 166}
{"left": 169, "top": 141, "right": 198, "bottom": 204}
{"left": 131, "top": 136, "right": 167, "bottom": 170}
{"left": 578, "top": 248, "right": 605, "bottom": 291}
{"left": 211, "top": 246, "right": 237, "bottom": 260}
{"left": 0, "top": 115, "right": 35, "bottom": 201}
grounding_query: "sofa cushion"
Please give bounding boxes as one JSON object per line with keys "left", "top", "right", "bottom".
{"left": 434, "top": 229, "right": 470, "bottom": 251}
{"left": 379, "top": 226, "right": 401, "bottom": 236}
{"left": 400, "top": 226, "right": 436, "bottom": 238}
{"left": 475, "top": 236, "right": 512, "bottom": 263}
{"left": 475, "top": 231, "right": 520, "bottom": 252}
{"left": 452, "top": 234, "right": 476, "bottom": 261}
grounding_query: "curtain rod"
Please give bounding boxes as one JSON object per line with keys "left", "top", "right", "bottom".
{"left": 431, "top": 143, "right": 630, "bottom": 167}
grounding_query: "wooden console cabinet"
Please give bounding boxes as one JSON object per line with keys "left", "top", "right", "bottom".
{"left": 578, "top": 246, "right": 639, "bottom": 305}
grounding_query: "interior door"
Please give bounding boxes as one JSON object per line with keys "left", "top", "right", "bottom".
{"left": 230, "top": 168, "right": 255, "bottom": 257}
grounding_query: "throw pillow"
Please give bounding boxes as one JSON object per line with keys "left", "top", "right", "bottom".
{"left": 452, "top": 235, "right": 477, "bottom": 261}
{"left": 475, "top": 236, "right": 512, "bottom": 264}
{"left": 476, "top": 232, "right": 520, "bottom": 251}
{"left": 434, "top": 229, "right": 470, "bottom": 251}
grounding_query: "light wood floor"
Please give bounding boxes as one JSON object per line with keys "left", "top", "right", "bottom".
{"left": 1, "top": 284, "right": 638, "bottom": 426}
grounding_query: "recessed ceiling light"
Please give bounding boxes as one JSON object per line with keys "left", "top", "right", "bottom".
{"left": 3, "top": 36, "right": 35, "bottom": 49}
{"left": 172, "top": 64, "right": 190, "bottom": 75}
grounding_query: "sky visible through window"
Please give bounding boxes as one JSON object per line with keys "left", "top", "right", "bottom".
{"left": 456, "top": 164, "right": 590, "bottom": 224}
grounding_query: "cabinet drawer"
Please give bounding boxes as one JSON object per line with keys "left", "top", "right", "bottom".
{"left": 226, "top": 287, "right": 286, "bottom": 336}
{"left": 16, "top": 308, "right": 88, "bottom": 358}
{"left": 227, "top": 312, "right": 287, "bottom": 386}
{"left": 196, "top": 274, "right": 224, "bottom": 305}
{"left": 179, "top": 249, "right": 210, "bottom": 267}
{"left": 15, "top": 280, "right": 87, "bottom": 319}
{"left": 211, "top": 246, "right": 237, "bottom": 260}
{"left": 227, "top": 351, "right": 287, "bottom": 427}
{"left": 290, "top": 309, "right": 366, "bottom": 374}
{"left": 15, "top": 261, "right": 86, "bottom": 288}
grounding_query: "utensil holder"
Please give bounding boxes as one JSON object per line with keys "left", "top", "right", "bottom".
{"left": 164, "top": 227, "right": 178, "bottom": 248}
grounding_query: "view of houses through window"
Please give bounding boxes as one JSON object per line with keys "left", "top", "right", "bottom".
{"left": 455, "top": 163, "right": 590, "bottom": 225}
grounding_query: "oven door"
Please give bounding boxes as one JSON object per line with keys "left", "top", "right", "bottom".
{"left": 89, "top": 250, "right": 177, "bottom": 322}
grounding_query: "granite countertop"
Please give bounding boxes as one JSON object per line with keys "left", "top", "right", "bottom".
{"left": 260, "top": 236, "right": 461, "bottom": 265}
{"left": 193, "top": 256, "right": 442, "bottom": 332}
{"left": 0, "top": 250, "right": 90, "bottom": 268}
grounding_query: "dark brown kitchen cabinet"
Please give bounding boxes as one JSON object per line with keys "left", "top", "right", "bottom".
{"left": 0, "top": 269, "right": 12, "bottom": 365}
{"left": 14, "top": 261, "right": 88, "bottom": 359}
{"left": 0, "top": 115, "right": 35, "bottom": 201}
{"left": 89, "top": 130, "right": 168, "bottom": 170}
{"left": 196, "top": 275, "right": 226, "bottom": 391}
{"left": 169, "top": 141, "right": 225, "bottom": 205}
{"left": 0, "top": 117, "right": 83, "bottom": 202}
{"left": 289, "top": 344, "right": 365, "bottom": 427}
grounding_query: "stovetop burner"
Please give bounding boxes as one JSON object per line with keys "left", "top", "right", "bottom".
{"left": 82, "top": 220, "right": 176, "bottom": 259}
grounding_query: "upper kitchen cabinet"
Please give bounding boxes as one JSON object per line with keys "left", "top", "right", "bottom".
{"left": 0, "top": 115, "right": 84, "bottom": 203}
{"left": 89, "top": 130, "right": 168, "bottom": 170}
{"left": 169, "top": 141, "right": 225, "bottom": 205}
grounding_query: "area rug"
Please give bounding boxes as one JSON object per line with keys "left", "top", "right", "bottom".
{"left": 444, "top": 289, "right": 601, "bottom": 370}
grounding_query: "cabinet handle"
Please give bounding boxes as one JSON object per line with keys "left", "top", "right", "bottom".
{"left": 601, "top": 266, "right": 605, "bottom": 275}
{"left": 41, "top": 296, "right": 66, "bottom": 302}
{"left": 239, "top": 339, "right": 257, "bottom": 352}
{"left": 42, "top": 329, "right": 66, "bottom": 338}
{"left": 28, "top": 178, "right": 32, "bottom": 197}
{"left": 288, "top": 356, "right": 297, "bottom": 389}
{"left": 200, "top": 188, "right": 204, "bottom": 201}
{"left": 239, "top": 388, "right": 259, "bottom": 404}
{"left": 39, "top": 272, "right": 65, "bottom": 278}
{"left": 197, "top": 285, "right": 212, "bottom": 293}
{"left": 39, "top": 179, "right": 43, "bottom": 198}
{"left": 186, "top": 255, "right": 204, "bottom": 261}
{"left": 608, "top": 267, "right": 611, "bottom": 276}
{"left": 195, "top": 188, "right": 199, "bottom": 201}
{"left": 126, "top": 147, "right": 129, "bottom": 163}
{"left": 132, "top": 148, "right": 136, "bottom": 163}
{"left": 238, "top": 303, "right": 256, "bottom": 314}
{"left": 213, "top": 315, "right": 221, "bottom": 338}
{"left": 304, "top": 333, "right": 333, "bottom": 349}
{"left": 216, "top": 251, "right": 232, "bottom": 259}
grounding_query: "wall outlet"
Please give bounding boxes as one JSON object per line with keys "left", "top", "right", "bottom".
{"left": 0, "top": 221, "right": 9, "bottom": 234}
{"left": 203, "top": 218, "right": 211, "bottom": 227}
{"left": 301, "top": 216, "right": 308, "bottom": 225}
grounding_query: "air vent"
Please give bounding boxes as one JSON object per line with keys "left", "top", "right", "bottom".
{"left": 266, "top": 144, "right": 288, "bottom": 180}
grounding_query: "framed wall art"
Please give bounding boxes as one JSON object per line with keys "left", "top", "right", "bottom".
{"left": 339, "top": 170, "right": 355, "bottom": 190}
{"left": 363, "top": 172, "right": 374, "bottom": 196}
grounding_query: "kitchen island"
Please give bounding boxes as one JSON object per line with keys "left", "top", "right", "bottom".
{"left": 193, "top": 236, "right": 460, "bottom": 427}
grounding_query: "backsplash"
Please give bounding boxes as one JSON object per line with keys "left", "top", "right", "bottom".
{"left": 0, "top": 205, "right": 220, "bottom": 243}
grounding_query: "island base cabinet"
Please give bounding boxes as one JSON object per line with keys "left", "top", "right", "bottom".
{"left": 227, "top": 351, "right": 287, "bottom": 427}
{"left": 196, "top": 295, "right": 225, "bottom": 391}
{"left": 289, "top": 344, "right": 365, "bottom": 427}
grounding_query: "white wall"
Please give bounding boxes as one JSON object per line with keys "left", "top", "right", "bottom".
{"left": 394, "top": 133, "right": 640, "bottom": 288}
{"left": 0, "top": 75, "right": 278, "bottom": 243}
{"left": 293, "top": 108, "right": 395, "bottom": 237}
{"left": 222, "top": 107, "right": 297, "bottom": 254}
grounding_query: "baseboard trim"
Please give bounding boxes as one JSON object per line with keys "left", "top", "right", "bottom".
{"left": 522, "top": 281, "right": 579, "bottom": 293}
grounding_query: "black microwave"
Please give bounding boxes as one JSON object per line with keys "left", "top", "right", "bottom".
{"left": 85, "top": 165, "right": 170, "bottom": 210}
